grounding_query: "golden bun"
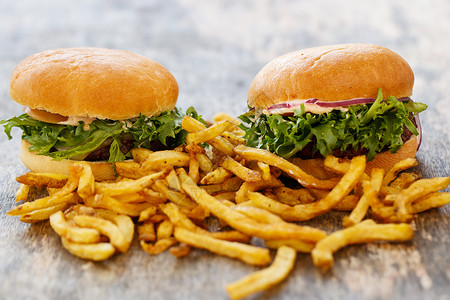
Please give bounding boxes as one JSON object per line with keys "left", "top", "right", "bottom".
{"left": 248, "top": 44, "right": 414, "bottom": 109}
{"left": 365, "top": 136, "right": 418, "bottom": 174}
{"left": 20, "top": 140, "right": 116, "bottom": 181}
{"left": 10, "top": 47, "right": 178, "bottom": 120}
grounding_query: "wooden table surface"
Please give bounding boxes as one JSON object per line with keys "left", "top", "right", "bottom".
{"left": 0, "top": 1, "right": 449, "bottom": 299}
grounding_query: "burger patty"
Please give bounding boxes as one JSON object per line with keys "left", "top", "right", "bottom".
{"left": 295, "top": 114, "right": 417, "bottom": 159}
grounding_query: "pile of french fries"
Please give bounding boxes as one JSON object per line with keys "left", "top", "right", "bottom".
{"left": 8, "top": 113, "right": 450, "bottom": 299}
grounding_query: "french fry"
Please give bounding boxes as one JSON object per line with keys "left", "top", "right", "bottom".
{"left": 174, "top": 227, "right": 270, "bottom": 266}
{"left": 182, "top": 116, "right": 235, "bottom": 156}
{"left": 160, "top": 202, "right": 251, "bottom": 243}
{"left": 15, "top": 184, "right": 30, "bottom": 202}
{"left": 393, "top": 177, "right": 450, "bottom": 221}
{"left": 226, "top": 246, "right": 296, "bottom": 300}
{"left": 235, "top": 178, "right": 284, "bottom": 204}
{"left": 84, "top": 194, "right": 154, "bottom": 217}
{"left": 77, "top": 162, "right": 95, "bottom": 199}
{"left": 169, "top": 243, "right": 191, "bottom": 258}
{"left": 186, "top": 120, "right": 233, "bottom": 145}
{"left": 221, "top": 157, "right": 262, "bottom": 182}
{"left": 50, "top": 211, "right": 101, "bottom": 243}
{"left": 138, "top": 221, "right": 156, "bottom": 242}
{"left": 324, "top": 156, "right": 350, "bottom": 174}
{"left": 311, "top": 220, "right": 414, "bottom": 270}
{"left": 131, "top": 147, "right": 153, "bottom": 163}
{"left": 220, "top": 131, "right": 246, "bottom": 145}
{"left": 73, "top": 215, "right": 129, "bottom": 253}
{"left": 200, "top": 167, "right": 233, "bottom": 185}
{"left": 264, "top": 239, "right": 315, "bottom": 253}
{"left": 382, "top": 158, "right": 418, "bottom": 186}
{"left": 141, "top": 151, "right": 190, "bottom": 171}
{"left": 61, "top": 238, "right": 115, "bottom": 261}
{"left": 7, "top": 192, "right": 78, "bottom": 217}
{"left": 196, "top": 153, "right": 214, "bottom": 173}
{"left": 16, "top": 172, "right": 69, "bottom": 188}
{"left": 179, "top": 170, "right": 327, "bottom": 242}
{"left": 94, "top": 171, "right": 165, "bottom": 196}
{"left": 20, "top": 202, "right": 72, "bottom": 223}
{"left": 234, "top": 145, "right": 339, "bottom": 189}
{"left": 256, "top": 162, "right": 271, "bottom": 181}
{"left": 188, "top": 151, "right": 200, "bottom": 184}
{"left": 140, "top": 238, "right": 177, "bottom": 255}
{"left": 273, "top": 187, "right": 316, "bottom": 206}
{"left": 332, "top": 195, "right": 359, "bottom": 211}
{"left": 114, "top": 161, "right": 145, "bottom": 179}
{"left": 410, "top": 192, "right": 450, "bottom": 214}
{"left": 247, "top": 156, "right": 366, "bottom": 221}
{"left": 343, "top": 168, "right": 384, "bottom": 227}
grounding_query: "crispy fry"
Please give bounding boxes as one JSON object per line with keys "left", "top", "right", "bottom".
{"left": 84, "top": 194, "right": 154, "bottom": 217}
{"left": 234, "top": 145, "right": 339, "bottom": 189}
{"left": 221, "top": 157, "right": 262, "bottom": 182}
{"left": 186, "top": 120, "right": 233, "bottom": 145}
{"left": 332, "top": 195, "right": 359, "bottom": 211}
{"left": 182, "top": 116, "right": 235, "bottom": 156}
{"left": 114, "top": 161, "right": 145, "bottom": 179}
{"left": 20, "top": 202, "right": 72, "bottom": 223}
{"left": 141, "top": 151, "right": 190, "bottom": 171}
{"left": 343, "top": 168, "right": 384, "bottom": 227}
{"left": 16, "top": 172, "right": 69, "bottom": 188}
{"left": 200, "top": 167, "right": 233, "bottom": 185}
{"left": 15, "top": 184, "right": 30, "bottom": 202}
{"left": 188, "top": 151, "right": 200, "bottom": 184}
{"left": 196, "top": 153, "right": 214, "bottom": 173}
{"left": 248, "top": 156, "right": 366, "bottom": 221}
{"left": 131, "top": 148, "right": 153, "bottom": 163}
{"left": 393, "top": 177, "right": 450, "bottom": 221}
{"left": 140, "top": 238, "right": 177, "bottom": 255}
{"left": 77, "top": 163, "right": 95, "bottom": 199}
{"left": 382, "top": 158, "right": 418, "bottom": 187}
{"left": 169, "top": 243, "right": 191, "bottom": 258}
{"left": 8, "top": 192, "right": 78, "bottom": 217}
{"left": 174, "top": 227, "right": 270, "bottom": 266}
{"left": 264, "top": 239, "right": 315, "bottom": 253}
{"left": 94, "top": 171, "right": 165, "bottom": 196}
{"left": 273, "top": 187, "right": 316, "bottom": 206}
{"left": 324, "top": 156, "right": 350, "bottom": 174}
{"left": 226, "top": 246, "right": 296, "bottom": 300}
{"left": 235, "top": 178, "right": 284, "bottom": 204}
{"left": 179, "top": 171, "right": 326, "bottom": 242}
{"left": 410, "top": 192, "right": 450, "bottom": 213}
{"left": 311, "top": 220, "right": 414, "bottom": 270}
{"left": 256, "top": 162, "right": 271, "bottom": 181}
{"left": 138, "top": 221, "right": 156, "bottom": 242}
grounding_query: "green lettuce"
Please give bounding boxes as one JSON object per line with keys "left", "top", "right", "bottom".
{"left": 1, "top": 107, "right": 204, "bottom": 164}
{"left": 239, "top": 90, "right": 427, "bottom": 161}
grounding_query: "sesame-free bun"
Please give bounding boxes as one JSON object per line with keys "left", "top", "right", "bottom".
{"left": 10, "top": 48, "right": 178, "bottom": 120}
{"left": 248, "top": 44, "right": 414, "bottom": 109}
{"left": 20, "top": 140, "right": 116, "bottom": 181}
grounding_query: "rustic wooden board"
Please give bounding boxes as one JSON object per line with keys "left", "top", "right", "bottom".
{"left": 0, "top": 1, "right": 449, "bottom": 299}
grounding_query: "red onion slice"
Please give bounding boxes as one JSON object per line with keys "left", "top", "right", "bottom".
{"left": 266, "top": 97, "right": 411, "bottom": 110}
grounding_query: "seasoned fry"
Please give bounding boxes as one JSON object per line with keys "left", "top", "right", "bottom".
{"left": 180, "top": 171, "right": 327, "bottom": 242}
{"left": 226, "top": 246, "right": 296, "bottom": 300}
{"left": 77, "top": 163, "right": 95, "bottom": 199}
{"left": 234, "top": 145, "right": 339, "bottom": 189}
{"left": 182, "top": 116, "right": 234, "bottom": 156}
{"left": 343, "top": 168, "right": 384, "bottom": 227}
{"left": 382, "top": 158, "right": 418, "bottom": 186}
{"left": 235, "top": 178, "right": 284, "bottom": 204}
{"left": 94, "top": 171, "right": 165, "bottom": 196}
{"left": 186, "top": 120, "right": 233, "bottom": 145}
{"left": 16, "top": 172, "right": 69, "bottom": 188}
{"left": 188, "top": 151, "right": 200, "bottom": 184}
{"left": 114, "top": 161, "right": 145, "bottom": 179}
{"left": 410, "top": 192, "right": 450, "bottom": 214}
{"left": 273, "top": 187, "right": 315, "bottom": 206}
{"left": 324, "top": 156, "right": 350, "bottom": 174}
{"left": 221, "top": 157, "right": 262, "bottom": 182}
{"left": 174, "top": 227, "right": 271, "bottom": 266}
{"left": 15, "top": 184, "right": 30, "bottom": 202}
{"left": 393, "top": 177, "right": 450, "bottom": 221}
{"left": 248, "top": 156, "right": 366, "bottom": 221}
{"left": 131, "top": 148, "right": 153, "bottom": 163}
{"left": 84, "top": 194, "right": 154, "bottom": 217}
{"left": 141, "top": 151, "right": 190, "bottom": 171}
{"left": 200, "top": 167, "right": 233, "bottom": 185}
{"left": 196, "top": 153, "right": 214, "bottom": 173}
{"left": 311, "top": 220, "right": 414, "bottom": 270}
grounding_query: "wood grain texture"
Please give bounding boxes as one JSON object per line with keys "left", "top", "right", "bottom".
{"left": 0, "top": 1, "right": 449, "bottom": 299}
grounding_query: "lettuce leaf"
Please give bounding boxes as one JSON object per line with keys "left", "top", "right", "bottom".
{"left": 239, "top": 91, "right": 427, "bottom": 161}
{"left": 1, "top": 107, "right": 204, "bottom": 163}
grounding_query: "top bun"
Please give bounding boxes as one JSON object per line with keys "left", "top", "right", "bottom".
{"left": 10, "top": 48, "right": 179, "bottom": 120}
{"left": 248, "top": 44, "right": 414, "bottom": 109}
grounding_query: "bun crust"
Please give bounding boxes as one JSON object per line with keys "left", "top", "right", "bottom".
{"left": 20, "top": 140, "right": 116, "bottom": 181}
{"left": 10, "top": 48, "right": 178, "bottom": 120}
{"left": 248, "top": 44, "right": 414, "bottom": 109}
{"left": 365, "top": 136, "right": 418, "bottom": 174}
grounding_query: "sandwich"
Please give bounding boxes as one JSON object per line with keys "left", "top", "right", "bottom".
{"left": 239, "top": 44, "right": 427, "bottom": 173}
{"left": 1, "top": 47, "right": 203, "bottom": 180}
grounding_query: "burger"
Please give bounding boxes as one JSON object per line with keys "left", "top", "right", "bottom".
{"left": 1, "top": 47, "right": 203, "bottom": 180}
{"left": 239, "top": 44, "right": 427, "bottom": 173}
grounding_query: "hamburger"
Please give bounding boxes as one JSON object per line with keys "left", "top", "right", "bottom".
{"left": 1, "top": 47, "right": 203, "bottom": 180}
{"left": 239, "top": 44, "right": 427, "bottom": 173}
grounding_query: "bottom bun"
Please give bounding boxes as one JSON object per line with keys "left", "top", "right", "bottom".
{"left": 365, "top": 136, "right": 418, "bottom": 174}
{"left": 20, "top": 140, "right": 116, "bottom": 181}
